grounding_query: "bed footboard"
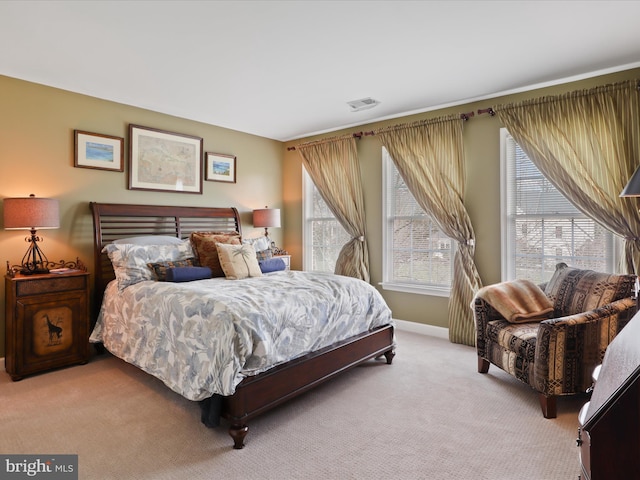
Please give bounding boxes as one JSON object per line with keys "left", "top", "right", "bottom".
{"left": 218, "top": 324, "right": 395, "bottom": 449}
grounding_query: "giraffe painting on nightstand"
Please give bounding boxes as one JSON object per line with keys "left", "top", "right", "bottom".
{"left": 33, "top": 306, "right": 73, "bottom": 355}
{"left": 44, "top": 314, "right": 63, "bottom": 346}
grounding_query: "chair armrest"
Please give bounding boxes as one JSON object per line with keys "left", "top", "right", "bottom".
{"left": 539, "top": 297, "right": 636, "bottom": 330}
{"left": 534, "top": 297, "right": 636, "bottom": 395}
{"left": 474, "top": 297, "right": 507, "bottom": 357}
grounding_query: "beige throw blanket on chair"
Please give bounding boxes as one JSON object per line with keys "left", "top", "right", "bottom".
{"left": 475, "top": 279, "right": 554, "bottom": 324}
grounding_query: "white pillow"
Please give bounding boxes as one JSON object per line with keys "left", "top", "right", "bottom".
{"left": 103, "top": 239, "right": 194, "bottom": 290}
{"left": 215, "top": 243, "right": 262, "bottom": 280}
{"left": 112, "top": 235, "right": 184, "bottom": 245}
{"left": 243, "top": 236, "right": 271, "bottom": 252}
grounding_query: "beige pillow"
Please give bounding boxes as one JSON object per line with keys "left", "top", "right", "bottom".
{"left": 190, "top": 231, "right": 241, "bottom": 277}
{"left": 475, "top": 279, "right": 554, "bottom": 324}
{"left": 215, "top": 243, "right": 262, "bottom": 280}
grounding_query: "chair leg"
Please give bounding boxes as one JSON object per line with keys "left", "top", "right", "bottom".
{"left": 538, "top": 394, "right": 557, "bottom": 419}
{"left": 478, "top": 357, "right": 490, "bottom": 373}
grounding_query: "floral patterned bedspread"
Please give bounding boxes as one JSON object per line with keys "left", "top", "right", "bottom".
{"left": 90, "top": 270, "right": 393, "bottom": 400}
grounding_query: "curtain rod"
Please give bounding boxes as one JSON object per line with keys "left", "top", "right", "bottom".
{"left": 287, "top": 132, "right": 363, "bottom": 151}
{"left": 477, "top": 79, "right": 640, "bottom": 117}
{"left": 287, "top": 111, "right": 475, "bottom": 150}
{"left": 372, "top": 112, "right": 469, "bottom": 136}
{"left": 364, "top": 112, "right": 474, "bottom": 138}
{"left": 288, "top": 79, "right": 640, "bottom": 151}
{"left": 486, "top": 78, "right": 640, "bottom": 114}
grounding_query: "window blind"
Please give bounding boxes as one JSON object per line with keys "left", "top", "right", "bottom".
{"left": 383, "top": 149, "right": 453, "bottom": 291}
{"left": 303, "top": 169, "right": 350, "bottom": 273}
{"left": 503, "top": 131, "right": 614, "bottom": 283}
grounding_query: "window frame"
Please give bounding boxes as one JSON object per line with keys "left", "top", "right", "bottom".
{"left": 500, "top": 128, "right": 618, "bottom": 282}
{"left": 381, "top": 148, "right": 453, "bottom": 297}
{"left": 301, "top": 168, "right": 351, "bottom": 273}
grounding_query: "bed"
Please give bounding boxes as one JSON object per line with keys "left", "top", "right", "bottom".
{"left": 89, "top": 202, "right": 395, "bottom": 449}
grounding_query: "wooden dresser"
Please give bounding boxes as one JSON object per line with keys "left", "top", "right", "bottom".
{"left": 577, "top": 312, "right": 640, "bottom": 479}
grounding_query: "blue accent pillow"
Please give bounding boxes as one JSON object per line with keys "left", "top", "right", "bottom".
{"left": 165, "top": 266, "right": 212, "bottom": 282}
{"left": 259, "top": 257, "right": 286, "bottom": 273}
{"left": 148, "top": 258, "right": 200, "bottom": 281}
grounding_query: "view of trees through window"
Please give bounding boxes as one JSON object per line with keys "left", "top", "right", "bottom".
{"left": 504, "top": 131, "right": 613, "bottom": 283}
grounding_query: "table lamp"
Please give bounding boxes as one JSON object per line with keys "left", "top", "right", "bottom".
{"left": 253, "top": 206, "right": 281, "bottom": 239}
{"left": 3, "top": 194, "right": 60, "bottom": 274}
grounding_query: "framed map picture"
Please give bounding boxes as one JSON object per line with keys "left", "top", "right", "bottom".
{"left": 74, "top": 130, "right": 124, "bottom": 171}
{"left": 129, "top": 124, "right": 203, "bottom": 194}
{"left": 205, "top": 152, "right": 236, "bottom": 183}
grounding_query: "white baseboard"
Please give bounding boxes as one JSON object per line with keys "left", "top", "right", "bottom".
{"left": 393, "top": 318, "right": 449, "bottom": 339}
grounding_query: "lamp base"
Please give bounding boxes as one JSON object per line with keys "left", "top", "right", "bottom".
{"left": 19, "top": 266, "right": 50, "bottom": 275}
{"left": 19, "top": 231, "right": 50, "bottom": 275}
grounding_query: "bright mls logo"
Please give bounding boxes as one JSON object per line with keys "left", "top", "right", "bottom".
{"left": 1, "top": 455, "right": 77, "bottom": 479}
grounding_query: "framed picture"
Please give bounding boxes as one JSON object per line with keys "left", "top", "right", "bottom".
{"left": 205, "top": 152, "right": 237, "bottom": 183}
{"left": 129, "top": 124, "right": 203, "bottom": 194}
{"left": 74, "top": 130, "right": 124, "bottom": 171}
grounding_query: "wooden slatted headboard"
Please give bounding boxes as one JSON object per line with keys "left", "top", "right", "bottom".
{"left": 90, "top": 202, "right": 241, "bottom": 312}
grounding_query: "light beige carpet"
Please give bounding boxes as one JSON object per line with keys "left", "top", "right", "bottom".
{"left": 0, "top": 330, "right": 584, "bottom": 479}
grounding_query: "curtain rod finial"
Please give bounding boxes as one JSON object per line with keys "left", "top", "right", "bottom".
{"left": 477, "top": 107, "right": 495, "bottom": 116}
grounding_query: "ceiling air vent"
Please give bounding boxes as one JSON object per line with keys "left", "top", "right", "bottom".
{"left": 347, "top": 97, "right": 380, "bottom": 112}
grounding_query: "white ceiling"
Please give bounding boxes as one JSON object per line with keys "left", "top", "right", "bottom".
{"left": 2, "top": 1, "right": 640, "bottom": 142}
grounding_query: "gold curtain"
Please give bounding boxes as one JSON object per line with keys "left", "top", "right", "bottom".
{"left": 495, "top": 79, "right": 640, "bottom": 274}
{"left": 376, "top": 115, "right": 482, "bottom": 346}
{"left": 296, "top": 136, "right": 370, "bottom": 282}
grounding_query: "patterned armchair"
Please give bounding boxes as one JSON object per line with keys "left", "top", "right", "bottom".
{"left": 474, "top": 263, "right": 636, "bottom": 418}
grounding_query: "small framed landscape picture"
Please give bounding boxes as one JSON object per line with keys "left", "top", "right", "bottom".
{"left": 74, "top": 130, "right": 124, "bottom": 171}
{"left": 206, "top": 152, "right": 236, "bottom": 183}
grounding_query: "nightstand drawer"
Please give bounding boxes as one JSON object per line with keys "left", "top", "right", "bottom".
{"left": 16, "top": 275, "right": 87, "bottom": 296}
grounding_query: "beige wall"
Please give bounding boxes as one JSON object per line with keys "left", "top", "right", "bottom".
{"left": 2, "top": 68, "right": 639, "bottom": 358}
{"left": 283, "top": 67, "right": 640, "bottom": 332}
{"left": 0, "top": 75, "right": 284, "bottom": 357}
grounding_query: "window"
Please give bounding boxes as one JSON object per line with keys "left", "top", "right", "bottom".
{"left": 302, "top": 168, "right": 350, "bottom": 272}
{"left": 501, "top": 129, "right": 615, "bottom": 283}
{"left": 382, "top": 148, "right": 453, "bottom": 296}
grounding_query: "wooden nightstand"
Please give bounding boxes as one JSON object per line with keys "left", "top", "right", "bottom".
{"left": 4, "top": 270, "right": 90, "bottom": 380}
{"left": 275, "top": 255, "right": 290, "bottom": 270}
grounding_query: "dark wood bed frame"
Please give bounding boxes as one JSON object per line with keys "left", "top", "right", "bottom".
{"left": 90, "top": 202, "right": 395, "bottom": 449}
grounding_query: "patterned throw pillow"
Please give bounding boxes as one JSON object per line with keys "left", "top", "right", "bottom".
{"left": 215, "top": 243, "right": 262, "bottom": 280}
{"left": 190, "top": 231, "right": 241, "bottom": 277}
{"left": 147, "top": 257, "right": 200, "bottom": 281}
{"left": 255, "top": 248, "right": 273, "bottom": 262}
{"left": 544, "top": 262, "right": 636, "bottom": 317}
{"left": 103, "top": 240, "right": 195, "bottom": 291}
